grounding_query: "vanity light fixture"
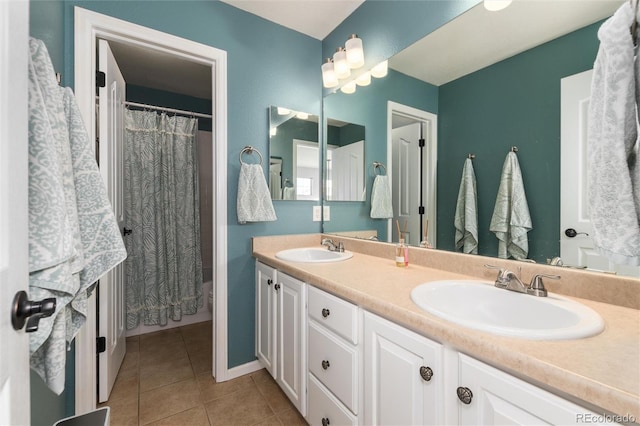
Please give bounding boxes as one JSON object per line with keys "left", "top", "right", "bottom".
{"left": 333, "top": 47, "right": 351, "bottom": 79}
{"left": 345, "top": 34, "right": 365, "bottom": 68}
{"left": 340, "top": 80, "right": 357, "bottom": 94}
{"left": 484, "top": 0, "right": 512, "bottom": 11}
{"left": 270, "top": 127, "right": 277, "bottom": 137}
{"left": 296, "top": 111, "right": 309, "bottom": 120}
{"left": 277, "top": 107, "right": 291, "bottom": 115}
{"left": 321, "top": 58, "right": 339, "bottom": 88}
{"left": 356, "top": 71, "right": 371, "bottom": 87}
{"left": 370, "top": 60, "right": 388, "bottom": 78}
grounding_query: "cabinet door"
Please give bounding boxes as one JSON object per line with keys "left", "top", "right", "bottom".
{"left": 364, "top": 311, "right": 443, "bottom": 425}
{"left": 277, "top": 272, "right": 307, "bottom": 416}
{"left": 457, "top": 354, "right": 606, "bottom": 425}
{"left": 256, "top": 262, "right": 277, "bottom": 378}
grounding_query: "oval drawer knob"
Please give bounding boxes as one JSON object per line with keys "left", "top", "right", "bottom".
{"left": 321, "top": 418, "right": 330, "bottom": 426}
{"left": 321, "top": 308, "right": 330, "bottom": 318}
{"left": 456, "top": 386, "right": 473, "bottom": 404}
{"left": 419, "top": 366, "right": 433, "bottom": 381}
{"left": 321, "top": 360, "right": 330, "bottom": 370}
{"left": 274, "top": 283, "right": 281, "bottom": 291}
{"left": 266, "top": 279, "right": 273, "bottom": 285}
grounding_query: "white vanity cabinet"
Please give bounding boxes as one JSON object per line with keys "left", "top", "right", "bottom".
{"left": 363, "top": 311, "right": 444, "bottom": 426}
{"left": 255, "top": 261, "right": 306, "bottom": 415}
{"left": 455, "top": 353, "right": 612, "bottom": 425}
{"left": 306, "top": 285, "right": 360, "bottom": 426}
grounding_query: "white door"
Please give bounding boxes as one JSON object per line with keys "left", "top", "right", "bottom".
{"left": 97, "top": 39, "right": 127, "bottom": 402}
{"left": 363, "top": 312, "right": 443, "bottom": 426}
{"left": 331, "top": 141, "right": 364, "bottom": 201}
{"left": 256, "top": 262, "right": 277, "bottom": 378}
{"left": 392, "top": 123, "right": 422, "bottom": 245}
{"left": 277, "top": 272, "right": 306, "bottom": 416}
{"left": 561, "top": 70, "right": 640, "bottom": 277}
{"left": 0, "top": 1, "right": 30, "bottom": 424}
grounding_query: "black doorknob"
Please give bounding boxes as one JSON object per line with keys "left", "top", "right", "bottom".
{"left": 11, "top": 291, "right": 56, "bottom": 333}
{"left": 565, "top": 228, "right": 589, "bottom": 238}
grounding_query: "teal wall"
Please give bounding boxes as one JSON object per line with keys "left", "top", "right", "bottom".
{"left": 323, "top": 69, "right": 439, "bottom": 240}
{"left": 437, "top": 21, "right": 602, "bottom": 262}
{"left": 270, "top": 117, "right": 319, "bottom": 187}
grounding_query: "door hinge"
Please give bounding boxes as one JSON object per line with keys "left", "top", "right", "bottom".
{"left": 96, "top": 336, "right": 106, "bottom": 354}
{"left": 419, "top": 138, "right": 425, "bottom": 147}
{"left": 96, "top": 71, "right": 106, "bottom": 88}
{"left": 418, "top": 206, "right": 425, "bottom": 215}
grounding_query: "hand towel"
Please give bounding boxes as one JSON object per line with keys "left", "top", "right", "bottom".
{"left": 489, "top": 152, "right": 532, "bottom": 260}
{"left": 454, "top": 158, "right": 478, "bottom": 254}
{"left": 283, "top": 186, "right": 296, "bottom": 200}
{"left": 370, "top": 175, "right": 393, "bottom": 219}
{"left": 588, "top": 1, "right": 640, "bottom": 266}
{"left": 237, "top": 163, "right": 277, "bottom": 223}
{"left": 28, "top": 38, "right": 127, "bottom": 394}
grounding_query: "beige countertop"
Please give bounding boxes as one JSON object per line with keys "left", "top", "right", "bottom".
{"left": 253, "top": 234, "right": 640, "bottom": 421}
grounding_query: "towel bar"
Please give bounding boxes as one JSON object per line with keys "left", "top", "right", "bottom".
{"left": 372, "top": 161, "right": 387, "bottom": 175}
{"left": 240, "top": 146, "right": 263, "bottom": 165}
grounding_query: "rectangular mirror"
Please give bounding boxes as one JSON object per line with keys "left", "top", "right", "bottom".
{"left": 325, "top": 118, "right": 365, "bottom": 201}
{"left": 269, "top": 106, "right": 320, "bottom": 200}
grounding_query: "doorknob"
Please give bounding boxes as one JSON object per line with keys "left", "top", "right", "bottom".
{"left": 564, "top": 228, "right": 589, "bottom": 238}
{"left": 11, "top": 291, "right": 56, "bottom": 333}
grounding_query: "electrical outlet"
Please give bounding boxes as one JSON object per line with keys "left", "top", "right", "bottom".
{"left": 323, "top": 206, "right": 330, "bottom": 221}
{"left": 312, "top": 206, "right": 322, "bottom": 222}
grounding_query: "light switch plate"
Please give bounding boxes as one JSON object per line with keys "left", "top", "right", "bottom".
{"left": 323, "top": 206, "right": 330, "bottom": 221}
{"left": 312, "top": 206, "right": 322, "bottom": 222}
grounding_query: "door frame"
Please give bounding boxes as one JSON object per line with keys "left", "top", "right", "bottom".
{"left": 386, "top": 101, "right": 438, "bottom": 246}
{"left": 74, "top": 7, "right": 228, "bottom": 412}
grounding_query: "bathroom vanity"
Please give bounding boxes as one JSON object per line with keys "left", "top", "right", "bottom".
{"left": 253, "top": 233, "right": 640, "bottom": 425}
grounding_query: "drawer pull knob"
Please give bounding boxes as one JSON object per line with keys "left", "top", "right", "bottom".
{"left": 321, "top": 360, "right": 330, "bottom": 370}
{"left": 267, "top": 279, "right": 272, "bottom": 285}
{"left": 457, "top": 386, "right": 473, "bottom": 404}
{"left": 321, "top": 418, "right": 330, "bottom": 426}
{"left": 419, "top": 366, "right": 433, "bottom": 381}
{"left": 274, "top": 283, "right": 281, "bottom": 291}
{"left": 321, "top": 308, "right": 330, "bottom": 318}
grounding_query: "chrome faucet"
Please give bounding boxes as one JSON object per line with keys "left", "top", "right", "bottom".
{"left": 321, "top": 238, "right": 344, "bottom": 252}
{"left": 485, "top": 265, "right": 560, "bottom": 297}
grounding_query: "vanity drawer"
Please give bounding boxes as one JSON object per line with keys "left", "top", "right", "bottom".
{"left": 307, "top": 373, "right": 357, "bottom": 426}
{"left": 308, "top": 285, "right": 358, "bottom": 344}
{"left": 308, "top": 321, "right": 358, "bottom": 413}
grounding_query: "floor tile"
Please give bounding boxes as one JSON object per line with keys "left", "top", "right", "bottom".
{"left": 276, "top": 408, "right": 307, "bottom": 426}
{"left": 145, "top": 405, "right": 210, "bottom": 426}
{"left": 252, "top": 415, "right": 283, "bottom": 426}
{"left": 253, "top": 374, "right": 295, "bottom": 414}
{"left": 196, "top": 371, "right": 254, "bottom": 403}
{"left": 204, "top": 386, "right": 274, "bottom": 426}
{"left": 108, "top": 375, "right": 139, "bottom": 404}
{"left": 139, "top": 355, "right": 194, "bottom": 392}
{"left": 139, "top": 378, "right": 201, "bottom": 425}
{"left": 100, "top": 396, "right": 138, "bottom": 426}
{"left": 189, "top": 348, "right": 213, "bottom": 374}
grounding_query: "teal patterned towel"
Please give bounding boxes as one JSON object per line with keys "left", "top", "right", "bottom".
{"left": 454, "top": 158, "right": 478, "bottom": 254}
{"left": 28, "top": 38, "right": 127, "bottom": 394}
{"left": 489, "top": 152, "right": 532, "bottom": 260}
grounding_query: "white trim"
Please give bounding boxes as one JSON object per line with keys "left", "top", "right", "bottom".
{"left": 225, "top": 360, "right": 264, "bottom": 380}
{"left": 386, "top": 101, "right": 438, "bottom": 246}
{"left": 74, "top": 7, "right": 228, "bottom": 413}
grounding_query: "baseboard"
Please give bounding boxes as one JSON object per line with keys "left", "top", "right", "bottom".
{"left": 126, "top": 311, "right": 212, "bottom": 337}
{"left": 224, "top": 360, "right": 264, "bottom": 381}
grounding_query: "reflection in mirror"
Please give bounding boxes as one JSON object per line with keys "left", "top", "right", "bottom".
{"left": 268, "top": 106, "right": 319, "bottom": 200}
{"left": 325, "top": 118, "right": 365, "bottom": 202}
{"left": 322, "top": 1, "right": 638, "bottom": 276}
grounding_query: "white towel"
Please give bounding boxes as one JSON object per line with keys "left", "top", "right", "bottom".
{"left": 454, "top": 158, "right": 478, "bottom": 254}
{"left": 489, "top": 152, "right": 532, "bottom": 260}
{"left": 588, "top": 1, "right": 640, "bottom": 266}
{"left": 28, "top": 38, "right": 127, "bottom": 393}
{"left": 283, "top": 186, "right": 296, "bottom": 200}
{"left": 237, "top": 163, "right": 277, "bottom": 223}
{"left": 370, "top": 175, "right": 393, "bottom": 219}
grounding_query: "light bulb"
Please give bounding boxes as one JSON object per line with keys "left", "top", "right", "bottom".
{"left": 340, "top": 81, "right": 356, "bottom": 94}
{"left": 345, "top": 34, "right": 364, "bottom": 69}
{"left": 321, "top": 58, "right": 339, "bottom": 88}
{"left": 370, "top": 60, "right": 388, "bottom": 78}
{"left": 333, "top": 47, "right": 351, "bottom": 80}
{"left": 484, "top": 0, "right": 512, "bottom": 11}
{"left": 277, "top": 107, "right": 290, "bottom": 115}
{"left": 356, "top": 71, "right": 371, "bottom": 86}
{"left": 270, "top": 127, "right": 277, "bottom": 136}
{"left": 296, "top": 112, "right": 309, "bottom": 120}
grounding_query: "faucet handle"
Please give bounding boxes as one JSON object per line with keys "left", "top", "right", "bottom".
{"left": 484, "top": 264, "right": 511, "bottom": 286}
{"left": 527, "top": 274, "right": 560, "bottom": 297}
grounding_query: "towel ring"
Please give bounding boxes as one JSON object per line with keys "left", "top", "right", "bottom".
{"left": 240, "top": 146, "right": 263, "bottom": 165}
{"left": 372, "top": 161, "right": 387, "bottom": 176}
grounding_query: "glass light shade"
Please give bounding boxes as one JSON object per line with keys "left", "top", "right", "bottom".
{"left": 484, "top": 0, "right": 512, "bottom": 11}
{"left": 370, "top": 60, "right": 388, "bottom": 78}
{"left": 333, "top": 48, "right": 351, "bottom": 80}
{"left": 345, "top": 34, "right": 365, "bottom": 69}
{"left": 296, "top": 112, "right": 309, "bottom": 120}
{"left": 321, "top": 58, "right": 339, "bottom": 88}
{"left": 340, "top": 81, "right": 356, "bottom": 94}
{"left": 356, "top": 71, "right": 371, "bottom": 86}
{"left": 270, "top": 127, "right": 277, "bottom": 136}
{"left": 277, "top": 107, "right": 291, "bottom": 115}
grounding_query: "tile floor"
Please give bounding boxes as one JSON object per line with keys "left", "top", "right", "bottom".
{"left": 100, "top": 321, "right": 307, "bottom": 425}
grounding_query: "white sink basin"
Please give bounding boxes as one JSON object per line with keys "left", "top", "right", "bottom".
{"left": 410, "top": 280, "right": 604, "bottom": 340}
{"left": 275, "top": 247, "right": 353, "bottom": 263}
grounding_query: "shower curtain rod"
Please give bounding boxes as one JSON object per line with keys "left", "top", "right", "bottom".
{"left": 124, "top": 101, "right": 212, "bottom": 119}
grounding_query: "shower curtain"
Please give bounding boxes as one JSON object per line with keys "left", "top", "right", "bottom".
{"left": 123, "top": 109, "right": 203, "bottom": 329}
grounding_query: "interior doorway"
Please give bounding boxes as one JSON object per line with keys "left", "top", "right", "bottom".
{"left": 74, "top": 7, "right": 228, "bottom": 413}
{"left": 386, "top": 101, "right": 438, "bottom": 247}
